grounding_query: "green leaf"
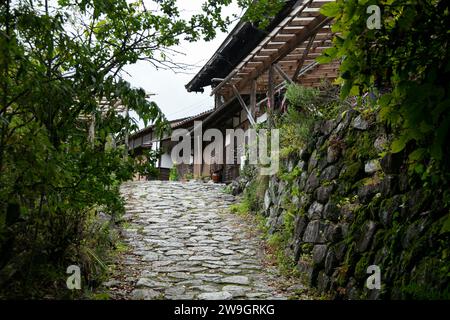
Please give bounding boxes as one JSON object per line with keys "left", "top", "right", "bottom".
{"left": 340, "top": 79, "right": 353, "bottom": 98}
{"left": 440, "top": 214, "right": 450, "bottom": 235}
{"left": 409, "top": 148, "right": 427, "bottom": 162}
{"left": 316, "top": 54, "right": 333, "bottom": 64}
{"left": 391, "top": 136, "right": 408, "bottom": 153}
{"left": 320, "top": 2, "right": 340, "bottom": 17}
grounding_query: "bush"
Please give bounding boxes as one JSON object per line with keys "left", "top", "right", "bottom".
{"left": 277, "top": 84, "right": 348, "bottom": 158}
{"left": 169, "top": 166, "right": 179, "bottom": 181}
{"left": 285, "top": 83, "right": 320, "bottom": 111}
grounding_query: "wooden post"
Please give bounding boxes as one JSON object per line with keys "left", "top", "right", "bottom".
{"left": 214, "top": 94, "right": 221, "bottom": 110}
{"left": 273, "top": 63, "right": 294, "bottom": 85}
{"left": 231, "top": 85, "right": 256, "bottom": 126}
{"left": 250, "top": 80, "right": 257, "bottom": 119}
{"left": 235, "top": 15, "right": 331, "bottom": 92}
{"left": 268, "top": 65, "right": 275, "bottom": 129}
{"left": 293, "top": 34, "right": 316, "bottom": 80}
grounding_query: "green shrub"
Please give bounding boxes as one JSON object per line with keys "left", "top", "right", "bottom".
{"left": 183, "top": 173, "right": 194, "bottom": 181}
{"left": 277, "top": 106, "right": 315, "bottom": 158}
{"left": 285, "top": 83, "right": 320, "bottom": 111}
{"left": 169, "top": 166, "right": 179, "bottom": 181}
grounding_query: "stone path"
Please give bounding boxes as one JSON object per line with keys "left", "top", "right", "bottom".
{"left": 106, "top": 181, "right": 307, "bottom": 300}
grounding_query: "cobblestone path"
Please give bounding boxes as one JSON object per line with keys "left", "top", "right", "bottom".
{"left": 107, "top": 181, "right": 306, "bottom": 300}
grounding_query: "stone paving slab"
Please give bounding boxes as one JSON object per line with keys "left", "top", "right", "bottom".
{"left": 107, "top": 181, "right": 306, "bottom": 300}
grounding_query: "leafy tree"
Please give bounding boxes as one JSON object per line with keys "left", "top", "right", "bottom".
{"left": 0, "top": 0, "right": 285, "bottom": 298}
{"left": 319, "top": 0, "right": 449, "bottom": 186}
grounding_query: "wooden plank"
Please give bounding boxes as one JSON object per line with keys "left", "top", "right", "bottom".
{"left": 268, "top": 65, "right": 275, "bottom": 128}
{"left": 268, "top": 65, "right": 275, "bottom": 108}
{"left": 280, "top": 26, "right": 305, "bottom": 34}
{"left": 295, "top": 11, "right": 321, "bottom": 18}
{"left": 303, "top": 7, "right": 321, "bottom": 12}
{"left": 231, "top": 85, "right": 256, "bottom": 126}
{"left": 260, "top": 48, "right": 279, "bottom": 53}
{"left": 309, "top": 0, "right": 334, "bottom": 9}
{"left": 291, "top": 17, "right": 315, "bottom": 26}
{"left": 254, "top": 55, "right": 272, "bottom": 61}
{"left": 250, "top": 80, "right": 257, "bottom": 116}
{"left": 236, "top": 15, "right": 332, "bottom": 91}
{"left": 277, "top": 60, "right": 302, "bottom": 65}
{"left": 210, "top": 0, "right": 331, "bottom": 97}
{"left": 274, "top": 63, "right": 294, "bottom": 84}
{"left": 246, "top": 61, "right": 263, "bottom": 65}
{"left": 266, "top": 42, "right": 286, "bottom": 49}
{"left": 291, "top": 44, "right": 332, "bottom": 52}
{"left": 273, "top": 34, "right": 297, "bottom": 41}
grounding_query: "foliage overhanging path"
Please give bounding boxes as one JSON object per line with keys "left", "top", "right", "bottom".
{"left": 106, "top": 181, "right": 310, "bottom": 300}
{"left": 0, "top": 0, "right": 286, "bottom": 297}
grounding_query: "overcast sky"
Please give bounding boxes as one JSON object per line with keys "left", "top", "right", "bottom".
{"left": 123, "top": 1, "right": 241, "bottom": 128}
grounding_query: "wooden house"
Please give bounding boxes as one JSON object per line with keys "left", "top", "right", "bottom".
{"left": 128, "top": 109, "right": 213, "bottom": 180}
{"left": 185, "top": 0, "right": 339, "bottom": 182}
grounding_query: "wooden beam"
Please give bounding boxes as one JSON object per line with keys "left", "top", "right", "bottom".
{"left": 291, "top": 17, "right": 315, "bottom": 26}
{"left": 280, "top": 26, "right": 305, "bottom": 34}
{"left": 260, "top": 48, "right": 279, "bottom": 53}
{"left": 294, "top": 11, "right": 321, "bottom": 18}
{"left": 210, "top": 1, "right": 333, "bottom": 98}
{"left": 254, "top": 55, "right": 272, "bottom": 61}
{"left": 236, "top": 15, "right": 332, "bottom": 92}
{"left": 273, "top": 63, "right": 294, "bottom": 84}
{"left": 231, "top": 85, "right": 256, "bottom": 126}
{"left": 293, "top": 34, "right": 317, "bottom": 80}
{"left": 250, "top": 80, "right": 257, "bottom": 117}
{"left": 210, "top": 69, "right": 238, "bottom": 96}
{"left": 273, "top": 34, "right": 297, "bottom": 41}
{"left": 247, "top": 61, "right": 263, "bottom": 66}
{"left": 268, "top": 65, "right": 275, "bottom": 128}
{"left": 309, "top": 0, "right": 334, "bottom": 9}
{"left": 214, "top": 94, "right": 221, "bottom": 109}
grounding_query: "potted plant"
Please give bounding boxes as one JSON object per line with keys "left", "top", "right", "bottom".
{"left": 212, "top": 172, "right": 221, "bottom": 183}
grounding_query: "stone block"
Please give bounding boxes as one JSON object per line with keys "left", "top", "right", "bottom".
{"left": 312, "top": 244, "right": 328, "bottom": 267}
{"left": 315, "top": 185, "right": 334, "bottom": 204}
{"left": 357, "top": 221, "right": 377, "bottom": 253}
{"left": 365, "top": 159, "right": 381, "bottom": 174}
{"left": 305, "top": 171, "right": 320, "bottom": 192}
{"left": 324, "top": 224, "right": 343, "bottom": 242}
{"left": 303, "top": 220, "right": 327, "bottom": 244}
{"left": 323, "top": 201, "right": 340, "bottom": 222}
{"left": 307, "top": 201, "right": 324, "bottom": 219}
{"left": 327, "top": 145, "right": 340, "bottom": 164}
{"left": 321, "top": 165, "right": 339, "bottom": 181}
{"left": 352, "top": 115, "right": 369, "bottom": 130}
{"left": 324, "top": 250, "right": 337, "bottom": 275}
{"left": 380, "top": 152, "right": 403, "bottom": 174}
{"left": 317, "top": 271, "right": 331, "bottom": 292}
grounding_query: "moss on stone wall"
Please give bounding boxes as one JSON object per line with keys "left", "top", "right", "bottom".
{"left": 239, "top": 105, "right": 450, "bottom": 299}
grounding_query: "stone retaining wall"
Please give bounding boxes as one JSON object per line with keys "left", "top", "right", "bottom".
{"left": 261, "top": 109, "right": 449, "bottom": 299}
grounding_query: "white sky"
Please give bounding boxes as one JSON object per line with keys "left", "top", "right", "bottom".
{"left": 123, "top": 1, "right": 241, "bottom": 127}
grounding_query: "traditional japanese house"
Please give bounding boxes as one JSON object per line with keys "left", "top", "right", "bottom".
{"left": 186, "top": 0, "right": 339, "bottom": 182}
{"left": 128, "top": 109, "right": 213, "bottom": 180}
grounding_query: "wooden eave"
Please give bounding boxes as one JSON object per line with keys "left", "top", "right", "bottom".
{"left": 211, "top": 0, "right": 338, "bottom": 97}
